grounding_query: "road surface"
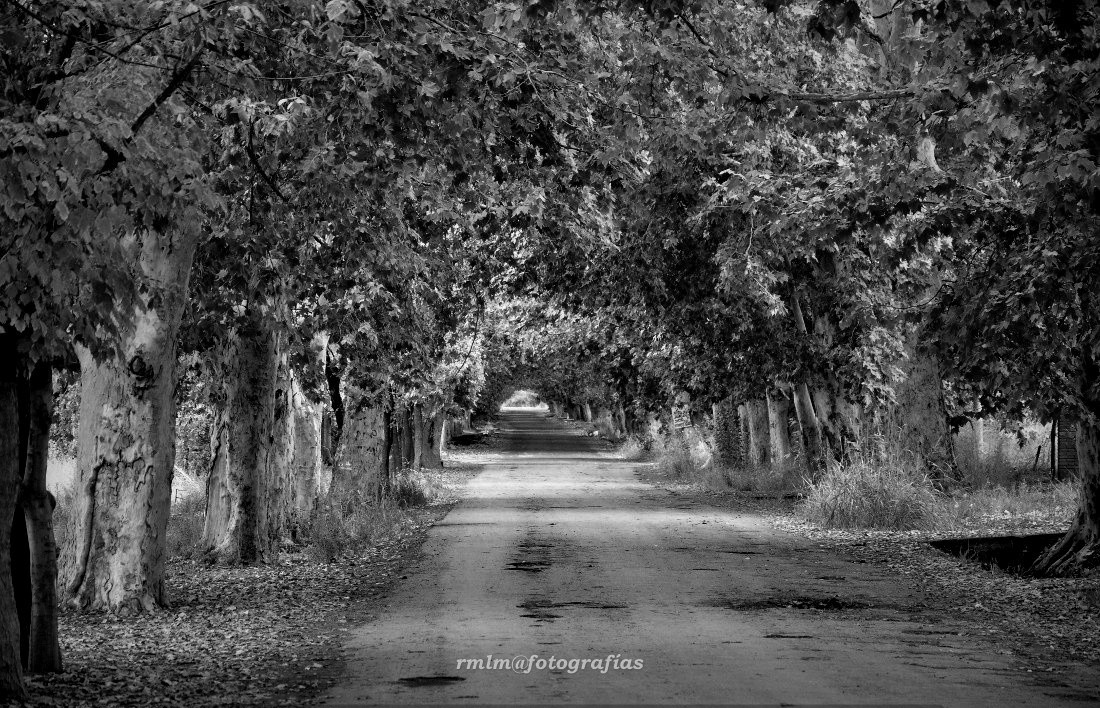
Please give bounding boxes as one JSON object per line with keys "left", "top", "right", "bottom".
{"left": 325, "top": 410, "right": 1077, "bottom": 706}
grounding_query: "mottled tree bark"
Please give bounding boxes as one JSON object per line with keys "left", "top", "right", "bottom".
{"left": 712, "top": 398, "right": 742, "bottom": 467}
{"left": 766, "top": 391, "right": 792, "bottom": 465}
{"left": 200, "top": 321, "right": 283, "bottom": 564}
{"left": 274, "top": 364, "right": 324, "bottom": 523}
{"left": 60, "top": 230, "right": 196, "bottom": 612}
{"left": 810, "top": 387, "right": 862, "bottom": 459}
{"left": 742, "top": 400, "right": 770, "bottom": 466}
{"left": 791, "top": 382, "right": 825, "bottom": 474}
{"left": 333, "top": 389, "right": 388, "bottom": 500}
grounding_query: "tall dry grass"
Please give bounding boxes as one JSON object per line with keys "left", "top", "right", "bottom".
{"left": 641, "top": 427, "right": 805, "bottom": 496}
{"left": 303, "top": 468, "right": 443, "bottom": 562}
{"left": 800, "top": 451, "right": 939, "bottom": 530}
{"left": 934, "top": 481, "right": 1077, "bottom": 532}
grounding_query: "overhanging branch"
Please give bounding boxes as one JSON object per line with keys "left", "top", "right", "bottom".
{"left": 130, "top": 51, "right": 203, "bottom": 137}
{"left": 782, "top": 87, "right": 914, "bottom": 103}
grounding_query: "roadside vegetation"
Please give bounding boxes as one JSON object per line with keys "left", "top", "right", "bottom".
{"left": 637, "top": 418, "right": 1076, "bottom": 537}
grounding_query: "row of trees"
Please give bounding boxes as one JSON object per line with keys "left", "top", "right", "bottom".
{"left": 478, "top": 0, "right": 1100, "bottom": 573}
{"left": 0, "top": 0, "right": 643, "bottom": 697}
{"left": 2, "top": 0, "right": 1097, "bottom": 699}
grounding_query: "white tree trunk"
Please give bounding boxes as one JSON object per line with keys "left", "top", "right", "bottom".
{"left": 275, "top": 366, "right": 325, "bottom": 521}
{"left": 766, "top": 391, "right": 792, "bottom": 465}
{"left": 60, "top": 229, "right": 196, "bottom": 612}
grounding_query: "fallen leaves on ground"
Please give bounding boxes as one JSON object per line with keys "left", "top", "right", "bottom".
{"left": 22, "top": 464, "right": 482, "bottom": 707}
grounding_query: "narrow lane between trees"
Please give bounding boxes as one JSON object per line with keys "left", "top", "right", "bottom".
{"left": 327, "top": 410, "right": 1079, "bottom": 706}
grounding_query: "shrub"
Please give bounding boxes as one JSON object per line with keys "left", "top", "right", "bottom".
{"left": 303, "top": 491, "right": 398, "bottom": 563}
{"left": 391, "top": 476, "right": 429, "bottom": 508}
{"left": 302, "top": 470, "right": 439, "bottom": 562}
{"left": 618, "top": 436, "right": 651, "bottom": 461}
{"left": 801, "top": 454, "right": 938, "bottom": 530}
{"left": 655, "top": 443, "right": 695, "bottom": 478}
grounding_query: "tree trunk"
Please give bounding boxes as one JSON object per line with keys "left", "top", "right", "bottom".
{"left": 623, "top": 405, "right": 640, "bottom": 436}
{"left": 1031, "top": 419, "right": 1100, "bottom": 576}
{"left": 292, "top": 383, "right": 325, "bottom": 517}
{"left": 1032, "top": 341, "right": 1100, "bottom": 576}
{"left": 614, "top": 403, "right": 628, "bottom": 439}
{"left": 811, "top": 387, "right": 862, "bottom": 460}
{"left": 789, "top": 294, "right": 826, "bottom": 473}
{"left": 274, "top": 363, "right": 324, "bottom": 533}
{"left": 712, "top": 398, "right": 742, "bottom": 467}
{"left": 895, "top": 337, "right": 960, "bottom": 482}
{"left": 419, "top": 410, "right": 444, "bottom": 469}
{"left": 742, "top": 401, "right": 770, "bottom": 466}
{"left": 18, "top": 361, "right": 61, "bottom": 672}
{"left": 410, "top": 405, "right": 425, "bottom": 471}
{"left": 380, "top": 405, "right": 394, "bottom": 498}
{"left": 766, "top": 391, "right": 792, "bottom": 466}
{"left": 333, "top": 390, "right": 388, "bottom": 501}
{"left": 390, "top": 404, "right": 415, "bottom": 474}
{"left": 791, "top": 382, "right": 825, "bottom": 475}
{"left": 0, "top": 337, "right": 27, "bottom": 699}
{"left": 320, "top": 337, "right": 342, "bottom": 467}
{"left": 200, "top": 321, "right": 283, "bottom": 564}
{"left": 60, "top": 230, "right": 196, "bottom": 612}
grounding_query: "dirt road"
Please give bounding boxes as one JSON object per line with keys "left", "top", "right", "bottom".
{"left": 326, "top": 410, "right": 1079, "bottom": 706}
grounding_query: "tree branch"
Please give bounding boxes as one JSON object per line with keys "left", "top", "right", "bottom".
{"left": 246, "top": 120, "right": 287, "bottom": 201}
{"left": 130, "top": 51, "right": 202, "bottom": 137}
{"left": 782, "top": 87, "right": 914, "bottom": 103}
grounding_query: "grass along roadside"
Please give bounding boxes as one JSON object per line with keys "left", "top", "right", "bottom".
{"left": 633, "top": 433, "right": 1078, "bottom": 536}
